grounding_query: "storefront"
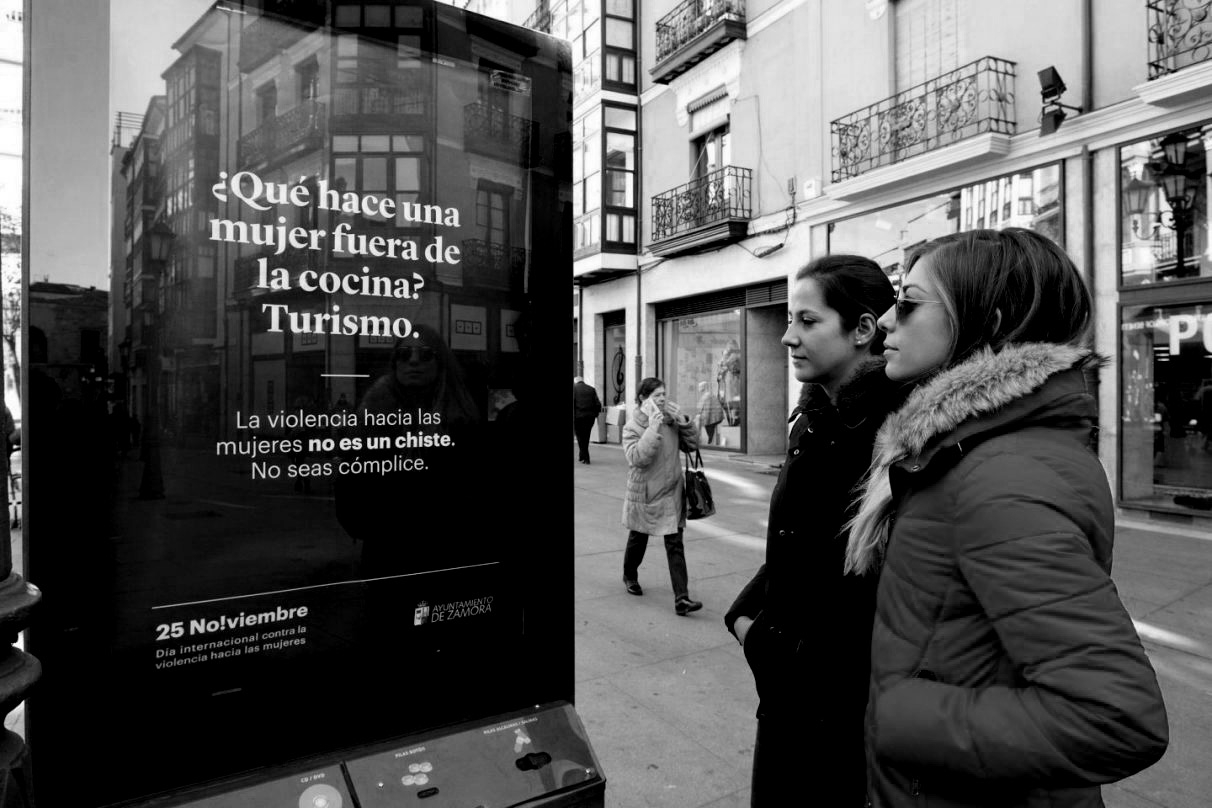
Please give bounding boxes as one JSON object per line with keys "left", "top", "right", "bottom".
{"left": 655, "top": 280, "right": 786, "bottom": 454}
{"left": 1119, "top": 124, "right": 1212, "bottom": 515}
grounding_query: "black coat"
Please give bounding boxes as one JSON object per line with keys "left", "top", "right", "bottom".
{"left": 573, "top": 382, "right": 602, "bottom": 420}
{"left": 847, "top": 343, "right": 1168, "bottom": 808}
{"left": 725, "top": 359, "right": 904, "bottom": 789}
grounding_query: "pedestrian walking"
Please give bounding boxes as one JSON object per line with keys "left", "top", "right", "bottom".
{"left": 621, "top": 377, "right": 702, "bottom": 616}
{"left": 849, "top": 228, "right": 1169, "bottom": 808}
{"left": 573, "top": 376, "right": 602, "bottom": 464}
{"left": 724, "top": 255, "right": 902, "bottom": 806}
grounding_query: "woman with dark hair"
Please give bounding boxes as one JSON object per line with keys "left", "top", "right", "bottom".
{"left": 724, "top": 254, "right": 902, "bottom": 805}
{"left": 851, "top": 228, "right": 1168, "bottom": 808}
{"left": 621, "top": 376, "right": 702, "bottom": 615}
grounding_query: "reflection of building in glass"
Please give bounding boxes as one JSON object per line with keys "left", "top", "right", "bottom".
{"left": 112, "top": 0, "right": 565, "bottom": 441}
{"left": 116, "top": 98, "right": 167, "bottom": 436}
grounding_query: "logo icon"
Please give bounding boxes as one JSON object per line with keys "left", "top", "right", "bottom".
{"left": 414, "top": 601, "right": 430, "bottom": 626}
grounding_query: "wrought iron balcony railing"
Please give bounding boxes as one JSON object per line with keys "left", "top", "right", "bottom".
{"left": 464, "top": 101, "right": 532, "bottom": 162}
{"left": 238, "top": 101, "right": 325, "bottom": 168}
{"left": 831, "top": 56, "right": 1016, "bottom": 183}
{"left": 332, "top": 82, "right": 426, "bottom": 117}
{"left": 1147, "top": 1, "right": 1212, "bottom": 78}
{"left": 461, "top": 239, "right": 527, "bottom": 290}
{"left": 653, "top": 0, "right": 746, "bottom": 84}
{"left": 651, "top": 165, "right": 751, "bottom": 243}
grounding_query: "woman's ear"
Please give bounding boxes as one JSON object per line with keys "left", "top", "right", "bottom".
{"left": 853, "top": 312, "right": 879, "bottom": 348}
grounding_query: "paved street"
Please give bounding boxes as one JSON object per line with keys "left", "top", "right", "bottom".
{"left": 572, "top": 440, "right": 1212, "bottom": 808}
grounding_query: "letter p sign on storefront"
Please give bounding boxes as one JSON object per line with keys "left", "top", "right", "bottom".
{"left": 1168, "top": 313, "right": 1212, "bottom": 353}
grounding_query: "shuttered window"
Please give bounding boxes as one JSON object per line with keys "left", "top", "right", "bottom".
{"left": 894, "top": 0, "right": 962, "bottom": 91}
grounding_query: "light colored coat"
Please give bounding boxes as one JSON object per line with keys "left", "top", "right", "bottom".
{"left": 621, "top": 408, "right": 698, "bottom": 535}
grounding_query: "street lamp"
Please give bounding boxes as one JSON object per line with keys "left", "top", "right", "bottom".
{"left": 1153, "top": 135, "right": 1197, "bottom": 278}
{"left": 139, "top": 221, "right": 174, "bottom": 500}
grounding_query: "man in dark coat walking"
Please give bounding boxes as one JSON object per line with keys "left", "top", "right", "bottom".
{"left": 573, "top": 376, "right": 602, "bottom": 464}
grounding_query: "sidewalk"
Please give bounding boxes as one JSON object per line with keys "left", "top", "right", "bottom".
{"left": 573, "top": 441, "right": 1212, "bottom": 808}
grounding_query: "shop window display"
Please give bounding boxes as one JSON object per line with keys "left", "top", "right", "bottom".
{"left": 658, "top": 310, "right": 742, "bottom": 448}
{"left": 1121, "top": 302, "right": 1212, "bottom": 511}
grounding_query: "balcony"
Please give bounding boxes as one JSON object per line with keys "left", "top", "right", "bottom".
{"left": 464, "top": 101, "right": 533, "bottom": 164}
{"left": 1148, "top": 1, "right": 1212, "bottom": 78}
{"left": 239, "top": 101, "right": 325, "bottom": 170}
{"left": 652, "top": 0, "right": 746, "bottom": 85}
{"left": 831, "top": 56, "right": 1015, "bottom": 183}
{"left": 332, "top": 82, "right": 426, "bottom": 120}
{"left": 650, "top": 166, "right": 751, "bottom": 257}
{"left": 461, "top": 240, "right": 527, "bottom": 291}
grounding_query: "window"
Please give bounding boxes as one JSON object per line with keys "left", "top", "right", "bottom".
{"left": 603, "top": 0, "right": 636, "bottom": 88}
{"left": 477, "top": 186, "right": 510, "bottom": 246}
{"left": 694, "top": 125, "right": 730, "bottom": 178}
{"left": 1120, "top": 126, "right": 1211, "bottom": 287}
{"left": 256, "top": 82, "right": 277, "bottom": 124}
{"left": 332, "top": 134, "right": 425, "bottom": 227}
{"left": 573, "top": 109, "right": 602, "bottom": 254}
{"left": 603, "top": 104, "right": 636, "bottom": 250}
{"left": 335, "top": 31, "right": 425, "bottom": 117}
{"left": 1120, "top": 302, "right": 1212, "bottom": 511}
{"left": 894, "top": 0, "right": 963, "bottom": 91}
{"left": 297, "top": 60, "right": 319, "bottom": 103}
{"left": 828, "top": 164, "right": 1063, "bottom": 276}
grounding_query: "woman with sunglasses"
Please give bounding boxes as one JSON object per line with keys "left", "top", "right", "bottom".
{"left": 724, "top": 254, "right": 903, "bottom": 806}
{"left": 337, "top": 323, "right": 482, "bottom": 575}
{"left": 850, "top": 228, "right": 1168, "bottom": 808}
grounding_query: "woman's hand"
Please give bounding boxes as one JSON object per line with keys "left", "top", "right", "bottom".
{"left": 642, "top": 398, "right": 662, "bottom": 420}
{"left": 734, "top": 615, "right": 755, "bottom": 646}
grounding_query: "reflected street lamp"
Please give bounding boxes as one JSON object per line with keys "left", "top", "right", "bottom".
{"left": 139, "top": 221, "right": 174, "bottom": 500}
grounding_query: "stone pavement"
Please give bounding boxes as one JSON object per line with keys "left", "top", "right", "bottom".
{"left": 572, "top": 441, "right": 1212, "bottom": 808}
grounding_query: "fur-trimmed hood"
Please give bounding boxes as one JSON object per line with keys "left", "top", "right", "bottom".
{"left": 844, "top": 341, "right": 1098, "bottom": 574}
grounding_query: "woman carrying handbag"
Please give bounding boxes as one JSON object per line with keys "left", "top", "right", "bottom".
{"left": 621, "top": 377, "right": 703, "bottom": 616}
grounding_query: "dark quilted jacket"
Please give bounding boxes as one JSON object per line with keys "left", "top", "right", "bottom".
{"left": 853, "top": 343, "right": 1169, "bottom": 808}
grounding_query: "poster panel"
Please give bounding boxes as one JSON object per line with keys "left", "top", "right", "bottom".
{"left": 25, "top": 2, "right": 572, "bottom": 805}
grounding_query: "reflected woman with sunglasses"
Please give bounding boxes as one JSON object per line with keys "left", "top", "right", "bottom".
{"left": 725, "top": 254, "right": 904, "bottom": 807}
{"left": 337, "top": 323, "right": 482, "bottom": 575}
{"left": 850, "top": 229, "right": 1168, "bottom": 808}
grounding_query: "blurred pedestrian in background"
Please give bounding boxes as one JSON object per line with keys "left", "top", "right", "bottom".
{"left": 621, "top": 377, "right": 702, "bottom": 616}
{"left": 573, "top": 376, "right": 602, "bottom": 464}
{"left": 725, "top": 255, "right": 901, "bottom": 806}
{"left": 850, "top": 228, "right": 1168, "bottom": 808}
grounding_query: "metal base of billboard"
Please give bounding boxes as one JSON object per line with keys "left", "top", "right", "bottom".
{"left": 141, "top": 701, "right": 604, "bottom": 808}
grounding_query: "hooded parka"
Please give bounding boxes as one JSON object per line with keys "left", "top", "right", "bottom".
{"left": 849, "top": 342, "right": 1169, "bottom": 808}
{"left": 725, "top": 358, "right": 905, "bottom": 804}
{"left": 621, "top": 407, "right": 698, "bottom": 535}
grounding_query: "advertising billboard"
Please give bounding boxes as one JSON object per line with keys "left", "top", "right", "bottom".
{"left": 23, "top": 2, "right": 574, "bottom": 805}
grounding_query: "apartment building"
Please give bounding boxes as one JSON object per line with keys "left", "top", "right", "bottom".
{"left": 480, "top": 0, "right": 1212, "bottom": 530}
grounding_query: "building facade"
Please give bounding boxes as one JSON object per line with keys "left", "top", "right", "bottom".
{"left": 490, "top": 0, "right": 1212, "bottom": 530}
{"left": 113, "top": 0, "right": 565, "bottom": 445}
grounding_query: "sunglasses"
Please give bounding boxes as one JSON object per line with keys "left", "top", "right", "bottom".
{"left": 396, "top": 346, "right": 436, "bottom": 362}
{"left": 894, "top": 295, "right": 942, "bottom": 322}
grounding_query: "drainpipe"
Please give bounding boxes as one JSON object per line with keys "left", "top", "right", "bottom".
{"left": 1080, "top": 0, "right": 1099, "bottom": 447}
{"left": 633, "top": 0, "right": 644, "bottom": 396}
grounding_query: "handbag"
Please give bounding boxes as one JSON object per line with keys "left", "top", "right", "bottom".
{"left": 683, "top": 449, "right": 716, "bottom": 520}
